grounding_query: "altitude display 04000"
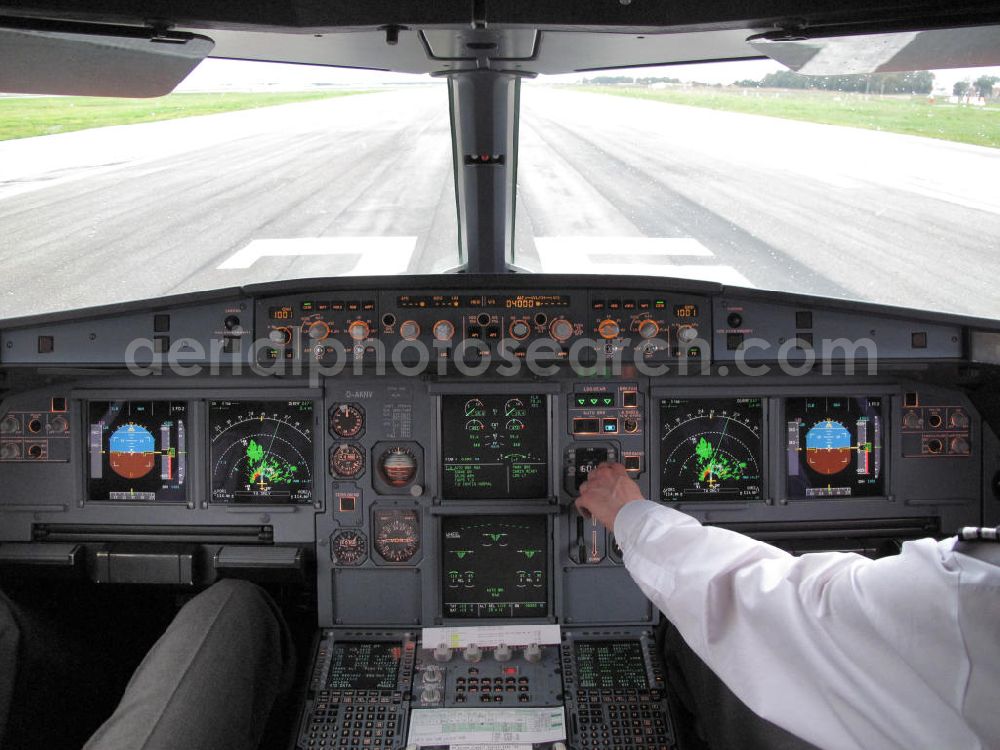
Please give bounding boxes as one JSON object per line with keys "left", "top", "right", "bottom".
{"left": 210, "top": 401, "right": 314, "bottom": 503}
{"left": 659, "top": 398, "right": 763, "bottom": 501}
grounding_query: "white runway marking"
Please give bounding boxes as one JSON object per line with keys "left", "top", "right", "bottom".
{"left": 217, "top": 237, "right": 417, "bottom": 273}
{"left": 534, "top": 236, "right": 754, "bottom": 287}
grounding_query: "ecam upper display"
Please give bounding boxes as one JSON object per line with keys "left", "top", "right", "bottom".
{"left": 440, "top": 394, "right": 549, "bottom": 500}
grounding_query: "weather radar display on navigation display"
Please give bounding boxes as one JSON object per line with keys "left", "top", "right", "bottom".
{"left": 440, "top": 394, "right": 548, "bottom": 499}
{"left": 210, "top": 401, "right": 314, "bottom": 503}
{"left": 659, "top": 398, "right": 763, "bottom": 501}
{"left": 786, "top": 396, "right": 884, "bottom": 498}
{"left": 87, "top": 401, "right": 187, "bottom": 502}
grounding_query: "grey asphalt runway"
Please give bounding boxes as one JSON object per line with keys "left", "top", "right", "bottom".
{"left": 0, "top": 85, "right": 997, "bottom": 320}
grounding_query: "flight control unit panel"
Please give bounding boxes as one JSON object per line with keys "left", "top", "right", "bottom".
{"left": 0, "top": 276, "right": 995, "bottom": 750}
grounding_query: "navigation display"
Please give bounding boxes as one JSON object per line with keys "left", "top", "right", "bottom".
{"left": 87, "top": 401, "right": 187, "bottom": 502}
{"left": 440, "top": 394, "right": 548, "bottom": 499}
{"left": 574, "top": 641, "right": 649, "bottom": 690}
{"left": 325, "top": 641, "right": 402, "bottom": 690}
{"left": 209, "top": 400, "right": 313, "bottom": 504}
{"left": 659, "top": 398, "right": 763, "bottom": 501}
{"left": 441, "top": 515, "right": 549, "bottom": 619}
{"left": 786, "top": 396, "right": 884, "bottom": 498}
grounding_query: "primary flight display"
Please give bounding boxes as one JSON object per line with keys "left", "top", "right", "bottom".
{"left": 786, "top": 396, "right": 884, "bottom": 498}
{"left": 87, "top": 400, "right": 187, "bottom": 502}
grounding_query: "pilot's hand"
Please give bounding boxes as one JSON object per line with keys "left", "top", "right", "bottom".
{"left": 575, "top": 462, "right": 644, "bottom": 529}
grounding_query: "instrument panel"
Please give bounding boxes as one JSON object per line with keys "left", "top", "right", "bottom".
{"left": 0, "top": 276, "right": 992, "bottom": 750}
{"left": 26, "top": 376, "right": 974, "bottom": 633}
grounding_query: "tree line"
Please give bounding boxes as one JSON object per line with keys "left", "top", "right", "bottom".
{"left": 580, "top": 70, "right": 998, "bottom": 99}
{"left": 582, "top": 75, "right": 680, "bottom": 85}
{"left": 736, "top": 70, "right": 936, "bottom": 94}
{"left": 953, "top": 76, "right": 999, "bottom": 98}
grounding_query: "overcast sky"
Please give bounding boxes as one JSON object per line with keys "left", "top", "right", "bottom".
{"left": 177, "top": 57, "right": 1000, "bottom": 93}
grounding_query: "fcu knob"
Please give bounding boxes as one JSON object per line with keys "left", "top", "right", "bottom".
{"left": 463, "top": 644, "right": 482, "bottom": 663}
{"left": 347, "top": 321, "right": 370, "bottom": 341}
{"left": 494, "top": 644, "right": 512, "bottom": 662}
{"left": 597, "top": 319, "right": 620, "bottom": 340}
{"left": 399, "top": 320, "right": 421, "bottom": 341}
{"left": 307, "top": 320, "right": 331, "bottom": 340}
{"left": 433, "top": 643, "right": 453, "bottom": 662}
{"left": 432, "top": 319, "right": 455, "bottom": 342}
{"left": 509, "top": 320, "right": 531, "bottom": 340}
{"left": 638, "top": 319, "right": 660, "bottom": 339}
{"left": 420, "top": 686, "right": 441, "bottom": 704}
{"left": 549, "top": 318, "right": 574, "bottom": 342}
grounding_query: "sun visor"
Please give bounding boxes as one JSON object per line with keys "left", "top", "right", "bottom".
{"left": 0, "top": 19, "right": 213, "bottom": 97}
{"left": 748, "top": 24, "right": 1000, "bottom": 75}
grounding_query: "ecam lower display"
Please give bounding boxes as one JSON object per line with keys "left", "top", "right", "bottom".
{"left": 441, "top": 515, "right": 549, "bottom": 618}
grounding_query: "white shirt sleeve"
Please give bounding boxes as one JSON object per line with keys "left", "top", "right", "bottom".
{"left": 613, "top": 500, "right": 998, "bottom": 750}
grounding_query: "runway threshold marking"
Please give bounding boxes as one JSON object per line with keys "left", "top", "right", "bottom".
{"left": 217, "top": 237, "right": 418, "bottom": 274}
{"left": 534, "top": 236, "right": 754, "bottom": 287}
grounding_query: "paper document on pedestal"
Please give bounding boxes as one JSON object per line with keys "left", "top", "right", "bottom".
{"left": 407, "top": 707, "right": 566, "bottom": 747}
{"left": 421, "top": 624, "right": 560, "bottom": 649}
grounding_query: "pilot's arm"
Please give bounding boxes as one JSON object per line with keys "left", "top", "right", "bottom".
{"left": 576, "top": 463, "right": 1000, "bottom": 750}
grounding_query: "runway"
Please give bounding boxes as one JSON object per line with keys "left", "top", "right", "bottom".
{"left": 0, "top": 85, "right": 996, "bottom": 320}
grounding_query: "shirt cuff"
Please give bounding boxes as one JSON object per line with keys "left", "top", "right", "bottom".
{"left": 613, "top": 499, "right": 660, "bottom": 550}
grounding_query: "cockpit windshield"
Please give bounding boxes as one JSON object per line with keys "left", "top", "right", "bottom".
{"left": 1, "top": 57, "right": 998, "bottom": 320}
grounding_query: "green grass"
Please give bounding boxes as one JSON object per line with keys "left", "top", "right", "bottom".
{"left": 0, "top": 90, "right": 372, "bottom": 141}
{"left": 575, "top": 85, "right": 1000, "bottom": 148}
